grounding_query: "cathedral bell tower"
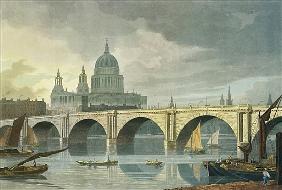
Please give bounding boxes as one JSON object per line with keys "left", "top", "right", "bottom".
{"left": 52, "top": 69, "right": 64, "bottom": 93}
{"left": 51, "top": 69, "right": 64, "bottom": 107}
{"left": 76, "top": 66, "right": 89, "bottom": 95}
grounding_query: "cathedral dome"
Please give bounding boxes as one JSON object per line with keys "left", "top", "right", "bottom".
{"left": 95, "top": 42, "right": 119, "bottom": 68}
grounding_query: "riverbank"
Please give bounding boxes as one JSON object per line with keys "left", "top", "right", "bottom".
{"left": 165, "top": 181, "right": 282, "bottom": 190}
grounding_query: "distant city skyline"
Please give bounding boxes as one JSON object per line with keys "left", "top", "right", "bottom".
{"left": 1, "top": 1, "right": 281, "bottom": 106}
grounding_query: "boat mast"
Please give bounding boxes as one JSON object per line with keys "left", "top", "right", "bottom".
{"left": 190, "top": 129, "right": 193, "bottom": 152}
{"left": 211, "top": 120, "right": 214, "bottom": 146}
{"left": 259, "top": 95, "right": 282, "bottom": 160}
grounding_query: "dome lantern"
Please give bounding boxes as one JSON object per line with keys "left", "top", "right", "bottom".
{"left": 95, "top": 41, "right": 119, "bottom": 69}
{"left": 104, "top": 40, "right": 109, "bottom": 54}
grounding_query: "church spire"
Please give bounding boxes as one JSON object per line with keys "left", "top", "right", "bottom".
{"left": 55, "top": 68, "right": 63, "bottom": 86}
{"left": 226, "top": 85, "right": 233, "bottom": 105}
{"left": 104, "top": 39, "right": 109, "bottom": 53}
{"left": 220, "top": 94, "right": 225, "bottom": 105}
{"left": 170, "top": 96, "right": 174, "bottom": 108}
{"left": 57, "top": 68, "right": 60, "bottom": 77}
{"left": 267, "top": 93, "right": 273, "bottom": 106}
{"left": 82, "top": 65, "right": 85, "bottom": 74}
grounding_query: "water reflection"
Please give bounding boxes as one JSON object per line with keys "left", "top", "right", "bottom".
{"left": 119, "top": 163, "right": 163, "bottom": 180}
{"left": 117, "top": 135, "right": 165, "bottom": 155}
{"left": 0, "top": 125, "right": 242, "bottom": 190}
{"left": 68, "top": 137, "right": 106, "bottom": 156}
{"left": 177, "top": 163, "right": 208, "bottom": 185}
{"left": 34, "top": 137, "right": 61, "bottom": 153}
{"left": 117, "top": 119, "right": 165, "bottom": 155}
{"left": 0, "top": 175, "right": 47, "bottom": 180}
{"left": 0, "top": 176, "right": 66, "bottom": 190}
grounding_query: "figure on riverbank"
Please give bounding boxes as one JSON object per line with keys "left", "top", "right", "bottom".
{"left": 263, "top": 169, "right": 270, "bottom": 185}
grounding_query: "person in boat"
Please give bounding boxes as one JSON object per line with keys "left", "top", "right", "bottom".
{"left": 226, "top": 155, "right": 232, "bottom": 163}
{"left": 216, "top": 158, "right": 222, "bottom": 164}
{"left": 104, "top": 155, "right": 111, "bottom": 163}
{"left": 262, "top": 168, "right": 270, "bottom": 185}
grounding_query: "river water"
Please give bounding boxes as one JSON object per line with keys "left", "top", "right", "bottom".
{"left": 0, "top": 136, "right": 238, "bottom": 190}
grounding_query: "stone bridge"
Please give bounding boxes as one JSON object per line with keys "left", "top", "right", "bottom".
{"left": 1, "top": 105, "right": 282, "bottom": 155}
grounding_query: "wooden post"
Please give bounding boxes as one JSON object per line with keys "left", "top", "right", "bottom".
{"left": 244, "top": 152, "right": 248, "bottom": 163}
{"left": 276, "top": 132, "right": 282, "bottom": 185}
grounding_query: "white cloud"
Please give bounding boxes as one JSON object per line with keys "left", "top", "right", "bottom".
{"left": 1, "top": 21, "right": 87, "bottom": 102}
{"left": 1, "top": 1, "right": 280, "bottom": 107}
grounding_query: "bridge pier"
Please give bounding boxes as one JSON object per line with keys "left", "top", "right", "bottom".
{"left": 106, "top": 111, "right": 118, "bottom": 155}
{"left": 107, "top": 138, "right": 117, "bottom": 155}
{"left": 60, "top": 137, "right": 68, "bottom": 147}
{"left": 237, "top": 142, "right": 244, "bottom": 159}
{"left": 236, "top": 107, "right": 253, "bottom": 160}
{"left": 165, "top": 163, "right": 178, "bottom": 185}
{"left": 164, "top": 140, "right": 176, "bottom": 155}
{"left": 165, "top": 109, "right": 177, "bottom": 155}
{"left": 60, "top": 113, "right": 69, "bottom": 146}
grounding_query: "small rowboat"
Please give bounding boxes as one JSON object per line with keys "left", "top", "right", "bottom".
{"left": 76, "top": 160, "right": 118, "bottom": 167}
{"left": 145, "top": 160, "right": 163, "bottom": 167}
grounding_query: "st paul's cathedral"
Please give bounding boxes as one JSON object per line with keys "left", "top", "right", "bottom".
{"left": 50, "top": 42, "right": 147, "bottom": 113}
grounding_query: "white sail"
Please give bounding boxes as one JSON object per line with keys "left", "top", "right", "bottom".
{"left": 207, "top": 129, "right": 220, "bottom": 145}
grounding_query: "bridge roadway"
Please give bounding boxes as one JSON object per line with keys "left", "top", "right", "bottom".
{"left": 1, "top": 105, "right": 282, "bottom": 156}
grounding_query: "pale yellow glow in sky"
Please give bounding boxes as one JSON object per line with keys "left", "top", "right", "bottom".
{"left": 1, "top": 21, "right": 92, "bottom": 103}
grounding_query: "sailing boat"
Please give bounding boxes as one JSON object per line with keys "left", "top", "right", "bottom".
{"left": 0, "top": 147, "right": 68, "bottom": 177}
{"left": 184, "top": 121, "right": 205, "bottom": 154}
{"left": 204, "top": 95, "right": 282, "bottom": 181}
{"left": 23, "top": 125, "right": 39, "bottom": 148}
{"left": 0, "top": 114, "right": 34, "bottom": 157}
{"left": 207, "top": 129, "right": 220, "bottom": 149}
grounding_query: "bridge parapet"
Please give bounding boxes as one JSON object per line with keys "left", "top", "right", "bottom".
{"left": 0, "top": 105, "right": 281, "bottom": 156}
{"left": 0, "top": 119, "right": 14, "bottom": 127}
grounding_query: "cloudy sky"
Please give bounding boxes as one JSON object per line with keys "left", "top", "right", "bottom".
{"left": 0, "top": 1, "right": 281, "bottom": 106}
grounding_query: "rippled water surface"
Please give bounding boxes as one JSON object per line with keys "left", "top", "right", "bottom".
{"left": 0, "top": 136, "right": 238, "bottom": 190}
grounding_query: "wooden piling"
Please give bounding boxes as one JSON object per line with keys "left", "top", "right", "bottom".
{"left": 276, "top": 132, "right": 282, "bottom": 185}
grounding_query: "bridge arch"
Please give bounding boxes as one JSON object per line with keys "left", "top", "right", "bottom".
{"left": 176, "top": 115, "right": 237, "bottom": 153}
{"left": 176, "top": 112, "right": 237, "bottom": 139}
{"left": 117, "top": 113, "right": 166, "bottom": 137}
{"left": 32, "top": 121, "right": 60, "bottom": 143}
{"left": 69, "top": 119, "right": 106, "bottom": 146}
{"left": 117, "top": 117, "right": 165, "bottom": 154}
